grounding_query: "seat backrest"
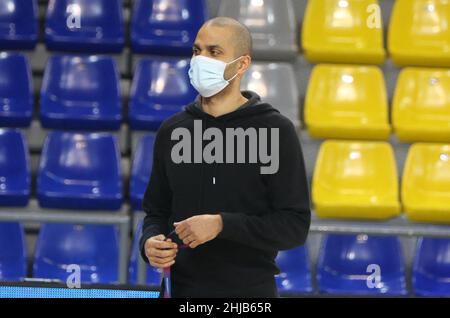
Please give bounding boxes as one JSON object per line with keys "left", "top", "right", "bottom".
{"left": 0, "top": 53, "right": 32, "bottom": 100}
{"left": 393, "top": 68, "right": 450, "bottom": 117}
{"left": 276, "top": 246, "right": 310, "bottom": 274}
{"left": 41, "top": 55, "right": 120, "bottom": 103}
{"left": 40, "top": 132, "right": 121, "bottom": 182}
{"left": 414, "top": 238, "right": 450, "bottom": 278}
{"left": 133, "top": 0, "right": 207, "bottom": 29}
{"left": 130, "top": 58, "right": 196, "bottom": 106}
{"left": 0, "top": 129, "right": 29, "bottom": 184}
{"left": 131, "top": 134, "right": 156, "bottom": 184}
{"left": 0, "top": 222, "right": 26, "bottom": 261}
{"left": 241, "top": 62, "right": 299, "bottom": 126}
{"left": 305, "top": 64, "right": 387, "bottom": 121}
{"left": 389, "top": 0, "right": 450, "bottom": 48}
{"left": 319, "top": 234, "right": 405, "bottom": 276}
{"left": 35, "top": 224, "right": 118, "bottom": 266}
{"left": 403, "top": 143, "right": 450, "bottom": 194}
{"left": 314, "top": 141, "right": 398, "bottom": 194}
{"left": 46, "top": 0, "right": 123, "bottom": 36}
{"left": 218, "top": 0, "right": 296, "bottom": 38}
{"left": 0, "top": 0, "right": 38, "bottom": 34}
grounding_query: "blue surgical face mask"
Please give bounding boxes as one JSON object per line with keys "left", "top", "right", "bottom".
{"left": 188, "top": 55, "right": 243, "bottom": 98}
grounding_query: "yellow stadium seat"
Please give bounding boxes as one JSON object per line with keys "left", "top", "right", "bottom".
{"left": 389, "top": 0, "right": 450, "bottom": 67}
{"left": 305, "top": 64, "right": 390, "bottom": 140}
{"left": 402, "top": 143, "right": 450, "bottom": 223}
{"left": 393, "top": 68, "right": 450, "bottom": 142}
{"left": 312, "top": 140, "right": 401, "bottom": 220}
{"left": 302, "top": 0, "right": 385, "bottom": 64}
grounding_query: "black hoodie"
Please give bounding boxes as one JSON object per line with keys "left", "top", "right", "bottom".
{"left": 140, "top": 90, "right": 311, "bottom": 297}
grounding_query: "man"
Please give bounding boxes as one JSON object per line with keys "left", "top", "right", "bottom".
{"left": 140, "top": 17, "right": 311, "bottom": 298}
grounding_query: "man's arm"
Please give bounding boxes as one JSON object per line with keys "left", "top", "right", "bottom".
{"left": 216, "top": 121, "right": 311, "bottom": 252}
{"left": 139, "top": 128, "right": 173, "bottom": 263}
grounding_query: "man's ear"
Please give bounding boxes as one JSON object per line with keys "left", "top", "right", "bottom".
{"left": 238, "top": 55, "right": 252, "bottom": 75}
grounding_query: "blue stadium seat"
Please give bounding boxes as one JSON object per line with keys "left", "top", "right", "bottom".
{"left": 0, "top": 53, "right": 33, "bottom": 127}
{"left": 317, "top": 234, "right": 407, "bottom": 295}
{"left": 130, "top": 134, "right": 155, "bottom": 211}
{"left": 33, "top": 224, "right": 119, "bottom": 284}
{"left": 40, "top": 55, "right": 122, "bottom": 130}
{"left": 129, "top": 58, "right": 196, "bottom": 131}
{"left": 0, "top": 222, "right": 27, "bottom": 281}
{"left": 45, "top": 0, "right": 124, "bottom": 53}
{"left": 131, "top": 0, "right": 208, "bottom": 55}
{"left": 275, "top": 246, "right": 313, "bottom": 294}
{"left": 128, "top": 221, "right": 162, "bottom": 286}
{"left": 0, "top": 0, "right": 38, "bottom": 50}
{"left": 0, "top": 129, "right": 30, "bottom": 206}
{"left": 37, "top": 131, "right": 123, "bottom": 210}
{"left": 413, "top": 238, "right": 450, "bottom": 297}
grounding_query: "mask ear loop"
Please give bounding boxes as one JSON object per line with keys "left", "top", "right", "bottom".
{"left": 224, "top": 56, "right": 244, "bottom": 82}
{"left": 226, "top": 72, "right": 239, "bottom": 83}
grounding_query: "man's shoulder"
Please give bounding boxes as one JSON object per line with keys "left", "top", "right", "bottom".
{"left": 255, "top": 107, "right": 298, "bottom": 132}
{"left": 159, "top": 109, "right": 193, "bottom": 132}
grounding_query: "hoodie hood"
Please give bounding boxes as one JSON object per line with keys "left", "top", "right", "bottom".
{"left": 185, "top": 90, "right": 279, "bottom": 123}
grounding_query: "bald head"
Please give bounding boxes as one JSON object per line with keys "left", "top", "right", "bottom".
{"left": 202, "top": 17, "right": 253, "bottom": 58}
{"left": 192, "top": 16, "right": 253, "bottom": 85}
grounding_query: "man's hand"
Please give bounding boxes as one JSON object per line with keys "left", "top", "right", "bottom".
{"left": 144, "top": 235, "right": 178, "bottom": 268}
{"left": 174, "top": 215, "right": 223, "bottom": 248}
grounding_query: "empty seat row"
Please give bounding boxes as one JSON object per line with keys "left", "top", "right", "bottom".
{"left": 0, "top": 128, "right": 127, "bottom": 283}
{"left": 0, "top": 131, "right": 449, "bottom": 296}
{"left": 3, "top": 52, "right": 449, "bottom": 141}
{"left": 313, "top": 140, "right": 450, "bottom": 223}
{"left": 0, "top": 0, "right": 207, "bottom": 55}
{"left": 0, "top": 128, "right": 151, "bottom": 212}
{"left": 4, "top": 53, "right": 449, "bottom": 142}
{"left": 2, "top": 129, "right": 449, "bottom": 223}
{"left": 0, "top": 129, "right": 122, "bottom": 210}
{"left": 0, "top": 128, "right": 153, "bottom": 212}
{"left": 316, "top": 234, "right": 449, "bottom": 297}
{"left": 0, "top": 222, "right": 118, "bottom": 284}
{"left": 0, "top": 53, "right": 120, "bottom": 129}
{"left": 130, "top": 59, "right": 300, "bottom": 130}
{"left": 3, "top": 130, "right": 450, "bottom": 224}
{"left": 303, "top": 0, "right": 450, "bottom": 67}
{"left": 0, "top": 0, "right": 296, "bottom": 60}
{"left": 4, "top": 221, "right": 447, "bottom": 296}
{"left": 1, "top": 0, "right": 449, "bottom": 66}
{"left": 33, "top": 224, "right": 119, "bottom": 284}
{"left": 0, "top": 128, "right": 124, "bottom": 285}
{"left": 127, "top": 220, "right": 314, "bottom": 292}
{"left": 0, "top": 53, "right": 299, "bottom": 131}
{"left": 305, "top": 64, "right": 450, "bottom": 143}
{"left": 46, "top": 0, "right": 450, "bottom": 66}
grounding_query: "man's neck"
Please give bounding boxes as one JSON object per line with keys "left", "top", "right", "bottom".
{"left": 201, "top": 86, "right": 249, "bottom": 117}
